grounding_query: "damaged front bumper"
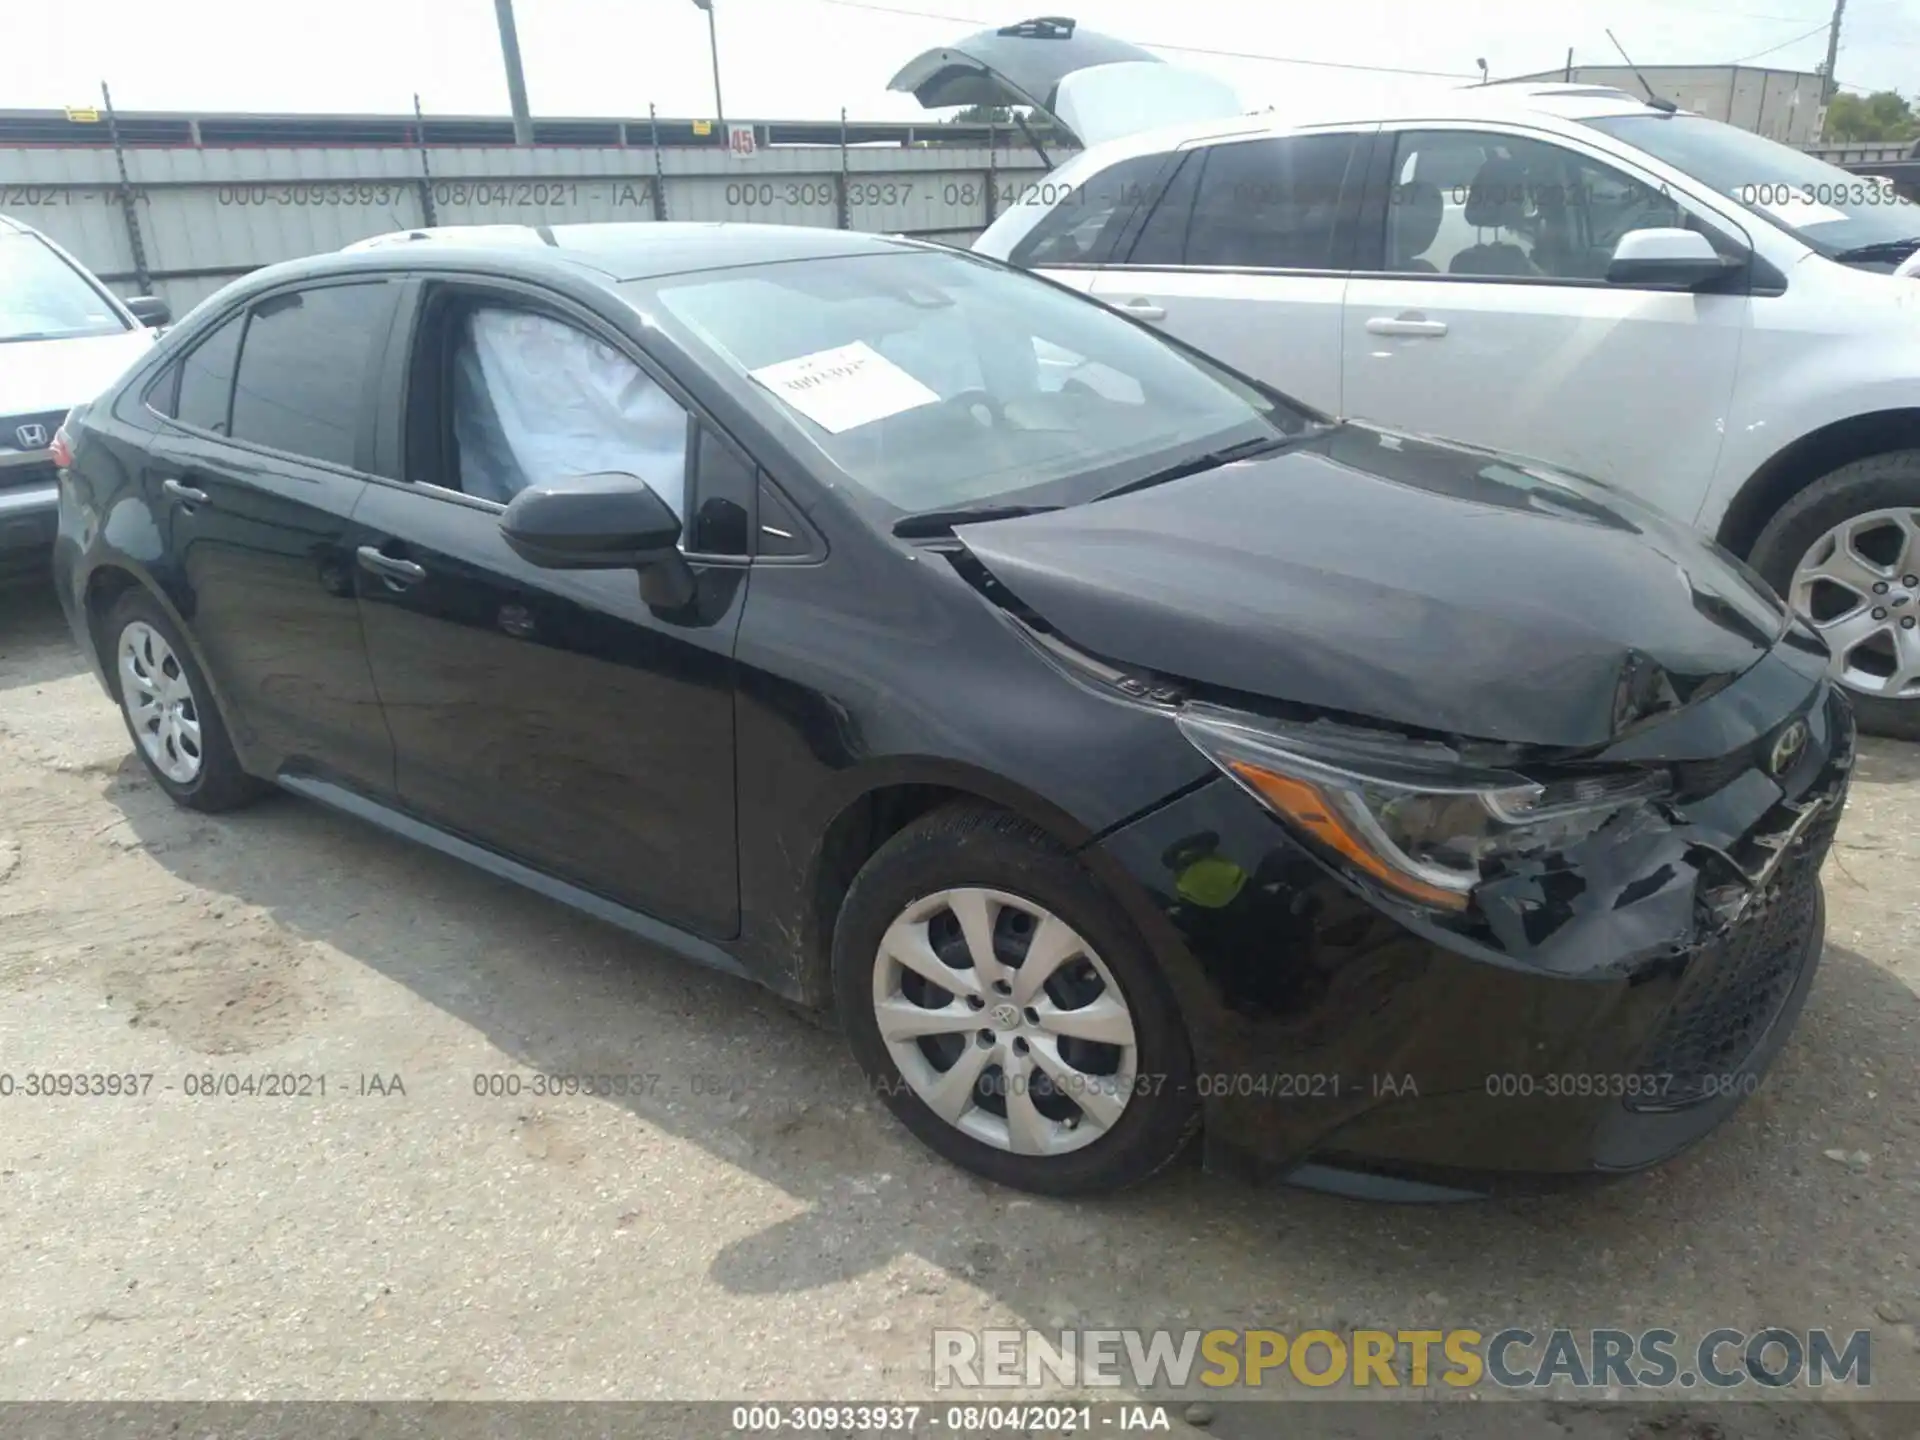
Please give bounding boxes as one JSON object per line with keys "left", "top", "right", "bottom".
{"left": 1095, "top": 642, "right": 1855, "bottom": 1197}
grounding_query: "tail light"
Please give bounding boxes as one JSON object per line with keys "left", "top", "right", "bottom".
{"left": 49, "top": 425, "right": 73, "bottom": 469}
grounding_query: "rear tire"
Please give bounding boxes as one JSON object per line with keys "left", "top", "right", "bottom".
{"left": 832, "top": 802, "right": 1198, "bottom": 1196}
{"left": 105, "top": 588, "right": 265, "bottom": 812}
{"left": 1748, "top": 450, "right": 1920, "bottom": 742}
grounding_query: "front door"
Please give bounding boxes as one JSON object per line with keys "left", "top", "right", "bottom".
{"left": 1340, "top": 126, "right": 1748, "bottom": 518}
{"left": 1086, "top": 128, "right": 1373, "bottom": 417}
{"left": 353, "top": 286, "right": 745, "bottom": 939}
{"left": 145, "top": 281, "right": 398, "bottom": 793}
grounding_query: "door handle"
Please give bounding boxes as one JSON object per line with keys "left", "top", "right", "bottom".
{"left": 161, "top": 478, "right": 210, "bottom": 505}
{"left": 356, "top": 545, "right": 427, "bottom": 585}
{"left": 1365, "top": 315, "right": 1449, "bottom": 337}
{"left": 1114, "top": 298, "right": 1167, "bottom": 321}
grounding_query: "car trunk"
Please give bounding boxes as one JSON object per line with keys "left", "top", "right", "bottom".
{"left": 887, "top": 16, "right": 1244, "bottom": 149}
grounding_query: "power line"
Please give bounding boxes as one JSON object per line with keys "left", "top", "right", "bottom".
{"left": 805, "top": 0, "right": 1479, "bottom": 78}
{"left": 1730, "top": 20, "right": 1833, "bottom": 60}
{"left": 1694, "top": 7, "right": 1827, "bottom": 18}
{"left": 1131, "top": 40, "right": 1477, "bottom": 78}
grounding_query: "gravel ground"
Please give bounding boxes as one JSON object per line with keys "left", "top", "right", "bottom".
{"left": 1, "top": 578, "right": 1916, "bottom": 1433}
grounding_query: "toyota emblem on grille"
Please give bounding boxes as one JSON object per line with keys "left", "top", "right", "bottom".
{"left": 1768, "top": 720, "right": 1809, "bottom": 778}
{"left": 13, "top": 423, "right": 47, "bottom": 450}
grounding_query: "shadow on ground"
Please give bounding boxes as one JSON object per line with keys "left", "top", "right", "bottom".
{"left": 94, "top": 735, "right": 1920, "bottom": 1379}
{"left": 0, "top": 577, "right": 86, "bottom": 693}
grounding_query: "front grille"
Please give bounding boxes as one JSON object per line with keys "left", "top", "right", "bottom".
{"left": 1629, "top": 799, "right": 1839, "bottom": 1111}
{"left": 0, "top": 459, "right": 57, "bottom": 491}
{"left": 1, "top": 408, "right": 67, "bottom": 457}
{"left": 1673, "top": 739, "right": 1758, "bottom": 800}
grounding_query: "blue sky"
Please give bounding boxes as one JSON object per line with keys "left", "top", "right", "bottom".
{"left": 13, "top": 0, "right": 1917, "bottom": 120}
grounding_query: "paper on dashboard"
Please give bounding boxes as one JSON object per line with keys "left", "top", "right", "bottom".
{"left": 750, "top": 341, "right": 941, "bottom": 434}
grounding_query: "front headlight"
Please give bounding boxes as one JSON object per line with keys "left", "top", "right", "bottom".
{"left": 1176, "top": 703, "right": 1670, "bottom": 911}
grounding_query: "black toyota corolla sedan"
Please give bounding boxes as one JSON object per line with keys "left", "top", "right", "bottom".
{"left": 51, "top": 223, "right": 1851, "bottom": 1198}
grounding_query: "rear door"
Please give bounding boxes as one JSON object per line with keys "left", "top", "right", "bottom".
{"left": 1339, "top": 124, "right": 1749, "bottom": 514}
{"left": 144, "top": 280, "right": 398, "bottom": 792}
{"left": 352, "top": 279, "right": 745, "bottom": 939}
{"left": 1087, "top": 128, "right": 1375, "bottom": 416}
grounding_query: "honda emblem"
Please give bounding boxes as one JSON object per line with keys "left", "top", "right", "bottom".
{"left": 14, "top": 423, "right": 48, "bottom": 450}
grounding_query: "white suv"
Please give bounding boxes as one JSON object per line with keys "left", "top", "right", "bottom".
{"left": 0, "top": 216, "right": 168, "bottom": 579}
{"left": 892, "top": 20, "right": 1920, "bottom": 737}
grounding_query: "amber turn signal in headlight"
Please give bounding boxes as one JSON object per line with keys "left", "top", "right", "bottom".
{"left": 1177, "top": 704, "right": 1669, "bottom": 912}
{"left": 1225, "top": 759, "right": 1471, "bottom": 910}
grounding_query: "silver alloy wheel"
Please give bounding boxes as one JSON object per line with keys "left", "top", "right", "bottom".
{"left": 117, "top": 620, "right": 204, "bottom": 784}
{"left": 1791, "top": 506, "right": 1920, "bottom": 700}
{"left": 872, "top": 887, "right": 1138, "bottom": 1157}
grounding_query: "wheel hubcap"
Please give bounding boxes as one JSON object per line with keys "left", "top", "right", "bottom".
{"left": 872, "top": 887, "right": 1138, "bottom": 1157}
{"left": 1790, "top": 507, "right": 1920, "bottom": 700}
{"left": 117, "top": 621, "right": 204, "bottom": 784}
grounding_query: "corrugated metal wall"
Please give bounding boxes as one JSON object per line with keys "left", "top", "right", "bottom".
{"left": 1, "top": 139, "right": 1055, "bottom": 312}
{"left": 1806, "top": 140, "right": 1920, "bottom": 165}
{"left": 1513, "top": 65, "right": 1827, "bottom": 145}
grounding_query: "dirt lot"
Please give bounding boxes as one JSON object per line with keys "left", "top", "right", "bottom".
{"left": 1, "top": 578, "right": 1917, "bottom": 1431}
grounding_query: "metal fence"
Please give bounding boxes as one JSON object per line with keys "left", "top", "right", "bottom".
{"left": 0, "top": 105, "right": 1069, "bottom": 313}
{"left": 17, "top": 98, "right": 1910, "bottom": 314}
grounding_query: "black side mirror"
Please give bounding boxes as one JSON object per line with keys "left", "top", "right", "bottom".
{"left": 501, "top": 473, "right": 682, "bottom": 570}
{"left": 125, "top": 295, "right": 171, "bottom": 329}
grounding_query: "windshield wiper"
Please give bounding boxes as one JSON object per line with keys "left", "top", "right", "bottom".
{"left": 891, "top": 503, "right": 1063, "bottom": 538}
{"left": 1830, "top": 236, "right": 1920, "bottom": 263}
{"left": 1091, "top": 433, "right": 1301, "bottom": 504}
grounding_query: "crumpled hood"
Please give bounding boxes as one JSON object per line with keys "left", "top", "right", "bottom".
{"left": 955, "top": 425, "right": 1791, "bottom": 750}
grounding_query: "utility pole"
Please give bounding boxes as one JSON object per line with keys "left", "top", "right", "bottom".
{"left": 494, "top": 0, "right": 534, "bottom": 145}
{"left": 1820, "top": 0, "right": 1847, "bottom": 103}
{"left": 692, "top": 0, "right": 726, "bottom": 133}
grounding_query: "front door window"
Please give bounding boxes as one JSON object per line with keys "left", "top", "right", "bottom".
{"left": 1384, "top": 130, "right": 1692, "bottom": 281}
{"left": 451, "top": 307, "right": 689, "bottom": 514}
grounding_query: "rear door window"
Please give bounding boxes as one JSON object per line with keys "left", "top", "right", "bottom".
{"left": 1124, "top": 150, "right": 1204, "bottom": 265}
{"left": 1171, "top": 133, "right": 1365, "bottom": 270}
{"left": 1008, "top": 151, "right": 1172, "bottom": 268}
{"left": 229, "top": 282, "right": 395, "bottom": 469}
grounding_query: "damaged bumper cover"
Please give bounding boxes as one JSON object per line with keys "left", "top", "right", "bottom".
{"left": 1094, "top": 640, "right": 1854, "bottom": 1196}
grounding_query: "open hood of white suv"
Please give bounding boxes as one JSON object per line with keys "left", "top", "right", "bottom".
{"left": 887, "top": 16, "right": 1243, "bottom": 149}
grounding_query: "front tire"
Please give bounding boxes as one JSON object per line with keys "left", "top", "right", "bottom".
{"left": 105, "top": 588, "right": 265, "bottom": 811}
{"left": 1748, "top": 449, "right": 1920, "bottom": 741}
{"left": 832, "top": 803, "right": 1198, "bottom": 1196}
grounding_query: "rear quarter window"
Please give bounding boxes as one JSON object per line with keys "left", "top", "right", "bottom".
{"left": 167, "top": 312, "right": 246, "bottom": 432}
{"left": 1007, "top": 151, "right": 1172, "bottom": 268}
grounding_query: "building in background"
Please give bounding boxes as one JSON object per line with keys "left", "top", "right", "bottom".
{"left": 1512, "top": 65, "right": 1826, "bottom": 146}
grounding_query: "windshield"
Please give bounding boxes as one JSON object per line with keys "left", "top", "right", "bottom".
{"left": 0, "top": 232, "right": 130, "bottom": 342}
{"left": 1585, "top": 113, "right": 1920, "bottom": 261}
{"left": 625, "top": 248, "right": 1306, "bottom": 518}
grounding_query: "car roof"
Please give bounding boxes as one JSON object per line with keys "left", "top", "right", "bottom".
{"left": 1083, "top": 79, "right": 1670, "bottom": 158}
{"left": 0, "top": 215, "right": 46, "bottom": 237}
{"left": 331, "top": 220, "right": 923, "bottom": 282}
